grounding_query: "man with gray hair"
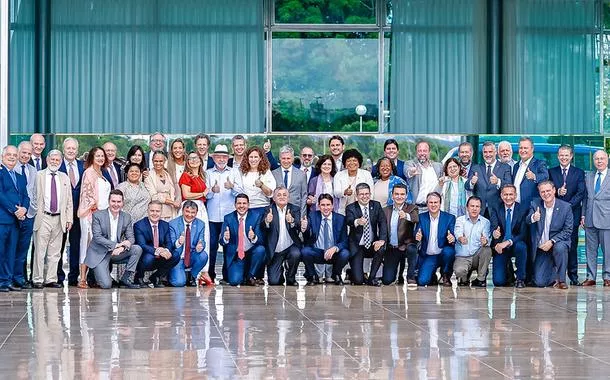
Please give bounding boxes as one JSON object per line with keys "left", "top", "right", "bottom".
{"left": 16, "top": 141, "right": 38, "bottom": 287}
{"left": 272, "top": 145, "right": 308, "bottom": 216}
{"left": 145, "top": 132, "right": 166, "bottom": 169}
{"left": 497, "top": 141, "right": 516, "bottom": 169}
{"left": 458, "top": 141, "right": 474, "bottom": 177}
{"left": 29, "top": 133, "right": 46, "bottom": 171}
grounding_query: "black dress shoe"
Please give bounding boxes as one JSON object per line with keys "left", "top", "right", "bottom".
{"left": 32, "top": 283, "right": 44, "bottom": 289}
{"left": 10, "top": 283, "right": 23, "bottom": 290}
{"left": 515, "top": 280, "right": 526, "bottom": 288}
{"left": 247, "top": 278, "right": 258, "bottom": 286}
{"left": 68, "top": 280, "right": 78, "bottom": 287}
{"left": 7, "top": 285, "right": 21, "bottom": 291}
{"left": 396, "top": 276, "right": 405, "bottom": 285}
{"left": 119, "top": 280, "right": 140, "bottom": 289}
{"left": 20, "top": 282, "right": 32, "bottom": 289}
{"left": 286, "top": 280, "right": 298, "bottom": 286}
{"left": 570, "top": 280, "right": 581, "bottom": 286}
{"left": 332, "top": 275, "right": 344, "bottom": 286}
{"left": 367, "top": 279, "right": 381, "bottom": 287}
{"left": 44, "top": 282, "right": 62, "bottom": 288}
{"left": 306, "top": 280, "right": 317, "bottom": 286}
{"left": 457, "top": 280, "right": 470, "bottom": 287}
{"left": 149, "top": 275, "right": 165, "bottom": 288}
{"left": 470, "top": 279, "right": 486, "bottom": 288}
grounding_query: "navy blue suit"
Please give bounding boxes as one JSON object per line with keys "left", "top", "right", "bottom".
{"left": 102, "top": 161, "right": 123, "bottom": 189}
{"left": 0, "top": 167, "right": 30, "bottom": 288}
{"left": 134, "top": 218, "right": 180, "bottom": 281}
{"left": 372, "top": 159, "right": 407, "bottom": 181}
{"left": 489, "top": 202, "right": 528, "bottom": 286}
{"left": 261, "top": 203, "right": 302, "bottom": 285}
{"left": 548, "top": 165, "right": 585, "bottom": 284}
{"left": 416, "top": 211, "right": 456, "bottom": 286}
{"left": 220, "top": 211, "right": 266, "bottom": 286}
{"left": 512, "top": 157, "right": 549, "bottom": 207}
{"left": 465, "top": 161, "right": 512, "bottom": 216}
{"left": 527, "top": 198, "right": 573, "bottom": 286}
{"left": 301, "top": 211, "right": 350, "bottom": 281}
{"left": 29, "top": 156, "right": 46, "bottom": 171}
{"left": 57, "top": 159, "right": 85, "bottom": 283}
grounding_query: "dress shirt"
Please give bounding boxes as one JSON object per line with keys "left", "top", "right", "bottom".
{"left": 19, "top": 163, "right": 30, "bottom": 184}
{"left": 64, "top": 159, "right": 80, "bottom": 184}
{"left": 274, "top": 206, "right": 293, "bottom": 253}
{"left": 44, "top": 170, "right": 63, "bottom": 213}
{"left": 300, "top": 166, "right": 313, "bottom": 183}
{"left": 426, "top": 214, "right": 442, "bottom": 256}
{"left": 241, "top": 171, "right": 276, "bottom": 209}
{"left": 206, "top": 166, "right": 241, "bottom": 222}
{"left": 390, "top": 207, "right": 400, "bottom": 246}
{"left": 315, "top": 214, "right": 334, "bottom": 250}
{"left": 513, "top": 157, "right": 533, "bottom": 203}
{"left": 540, "top": 202, "right": 554, "bottom": 245}
{"left": 33, "top": 155, "right": 42, "bottom": 171}
{"left": 238, "top": 212, "right": 255, "bottom": 251}
{"left": 560, "top": 164, "right": 571, "bottom": 183}
{"left": 454, "top": 215, "right": 490, "bottom": 257}
{"left": 596, "top": 168, "right": 608, "bottom": 189}
{"left": 358, "top": 203, "right": 372, "bottom": 246}
{"left": 109, "top": 210, "right": 119, "bottom": 243}
{"left": 416, "top": 164, "right": 439, "bottom": 205}
{"left": 334, "top": 155, "right": 343, "bottom": 172}
{"left": 281, "top": 166, "right": 293, "bottom": 188}
{"left": 504, "top": 205, "right": 515, "bottom": 244}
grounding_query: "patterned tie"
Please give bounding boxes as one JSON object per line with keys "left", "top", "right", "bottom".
{"left": 35, "top": 157, "right": 41, "bottom": 171}
{"left": 184, "top": 223, "right": 191, "bottom": 267}
{"left": 110, "top": 166, "right": 118, "bottom": 187}
{"left": 68, "top": 162, "right": 77, "bottom": 188}
{"left": 152, "top": 224, "right": 159, "bottom": 248}
{"left": 50, "top": 172, "right": 58, "bottom": 213}
{"left": 595, "top": 172, "right": 602, "bottom": 194}
{"left": 323, "top": 217, "right": 331, "bottom": 250}
{"left": 283, "top": 170, "right": 289, "bottom": 187}
{"left": 238, "top": 217, "right": 245, "bottom": 259}
{"left": 505, "top": 208, "right": 512, "bottom": 241}
{"left": 363, "top": 206, "right": 371, "bottom": 249}
{"left": 562, "top": 168, "right": 567, "bottom": 185}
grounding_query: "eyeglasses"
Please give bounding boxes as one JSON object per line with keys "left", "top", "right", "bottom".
{"left": 188, "top": 156, "right": 200, "bottom": 161}
{"left": 151, "top": 139, "right": 165, "bottom": 143}
{"left": 301, "top": 154, "right": 313, "bottom": 157}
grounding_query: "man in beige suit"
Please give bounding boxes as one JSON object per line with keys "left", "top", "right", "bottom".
{"left": 31, "top": 150, "right": 73, "bottom": 288}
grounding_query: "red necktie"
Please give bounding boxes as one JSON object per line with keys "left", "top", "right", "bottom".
{"left": 152, "top": 224, "right": 159, "bottom": 248}
{"left": 238, "top": 217, "right": 245, "bottom": 260}
{"left": 184, "top": 223, "right": 191, "bottom": 267}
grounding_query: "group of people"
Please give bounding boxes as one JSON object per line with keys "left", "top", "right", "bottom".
{"left": 0, "top": 132, "right": 607, "bottom": 291}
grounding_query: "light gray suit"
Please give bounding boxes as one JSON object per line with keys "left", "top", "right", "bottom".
{"left": 272, "top": 166, "right": 308, "bottom": 216}
{"left": 18, "top": 163, "right": 38, "bottom": 218}
{"left": 403, "top": 160, "right": 443, "bottom": 208}
{"left": 583, "top": 170, "right": 610, "bottom": 281}
{"left": 84, "top": 209, "right": 142, "bottom": 288}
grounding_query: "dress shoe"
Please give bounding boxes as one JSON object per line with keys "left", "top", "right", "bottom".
{"left": 68, "top": 280, "right": 78, "bottom": 287}
{"left": 119, "top": 280, "right": 140, "bottom": 289}
{"left": 457, "top": 280, "right": 469, "bottom": 287}
{"left": 441, "top": 275, "right": 452, "bottom": 287}
{"left": 553, "top": 282, "right": 568, "bottom": 289}
{"left": 247, "top": 278, "right": 258, "bottom": 286}
{"left": 515, "top": 280, "right": 525, "bottom": 288}
{"left": 10, "top": 283, "right": 22, "bottom": 290}
{"left": 286, "top": 280, "right": 298, "bottom": 286}
{"left": 581, "top": 279, "right": 597, "bottom": 286}
{"left": 218, "top": 279, "right": 229, "bottom": 285}
{"left": 44, "top": 282, "right": 62, "bottom": 288}
{"left": 7, "top": 285, "right": 21, "bottom": 291}
{"left": 17, "top": 282, "right": 31, "bottom": 289}
{"left": 255, "top": 278, "right": 265, "bottom": 286}
{"left": 429, "top": 275, "right": 439, "bottom": 286}
{"left": 470, "top": 279, "right": 486, "bottom": 288}
{"left": 306, "top": 280, "right": 317, "bottom": 286}
{"left": 149, "top": 275, "right": 165, "bottom": 288}
{"left": 332, "top": 275, "right": 344, "bottom": 286}
{"left": 570, "top": 280, "right": 581, "bottom": 286}
{"left": 604, "top": 279, "right": 610, "bottom": 287}
{"left": 32, "top": 283, "right": 44, "bottom": 289}
{"left": 396, "top": 276, "right": 405, "bottom": 285}
{"left": 367, "top": 279, "right": 381, "bottom": 287}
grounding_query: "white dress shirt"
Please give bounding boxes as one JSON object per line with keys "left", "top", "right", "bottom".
{"left": 44, "top": 170, "right": 63, "bottom": 213}
{"left": 274, "top": 206, "right": 293, "bottom": 253}
{"left": 426, "top": 214, "right": 442, "bottom": 255}
{"left": 513, "top": 157, "right": 532, "bottom": 203}
{"left": 416, "top": 165, "right": 439, "bottom": 205}
{"left": 108, "top": 210, "right": 119, "bottom": 243}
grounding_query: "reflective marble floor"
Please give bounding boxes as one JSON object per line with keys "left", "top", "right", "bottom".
{"left": 2, "top": 280, "right": 610, "bottom": 379}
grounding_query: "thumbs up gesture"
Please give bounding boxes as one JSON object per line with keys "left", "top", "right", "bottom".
{"left": 489, "top": 172, "right": 498, "bottom": 185}
{"left": 285, "top": 209, "right": 294, "bottom": 224}
{"left": 446, "top": 229, "right": 455, "bottom": 244}
{"left": 224, "top": 176, "right": 234, "bottom": 189}
{"left": 255, "top": 176, "right": 263, "bottom": 188}
{"left": 492, "top": 226, "right": 501, "bottom": 240}
{"left": 480, "top": 233, "right": 488, "bottom": 246}
{"left": 196, "top": 239, "right": 204, "bottom": 253}
{"left": 212, "top": 180, "right": 220, "bottom": 193}
{"left": 223, "top": 226, "right": 230, "bottom": 242}
{"left": 300, "top": 216, "right": 308, "bottom": 232}
{"left": 415, "top": 228, "right": 423, "bottom": 242}
{"left": 532, "top": 206, "right": 541, "bottom": 222}
{"left": 408, "top": 166, "right": 419, "bottom": 177}
{"left": 248, "top": 226, "right": 255, "bottom": 240}
{"left": 471, "top": 171, "right": 479, "bottom": 185}
{"left": 344, "top": 185, "right": 353, "bottom": 196}
{"left": 263, "top": 139, "right": 271, "bottom": 153}
{"left": 558, "top": 183, "right": 567, "bottom": 197}
{"left": 265, "top": 208, "right": 273, "bottom": 224}
{"left": 526, "top": 167, "right": 536, "bottom": 180}
{"left": 458, "top": 232, "right": 468, "bottom": 245}
{"left": 306, "top": 194, "right": 315, "bottom": 205}
{"left": 178, "top": 231, "right": 185, "bottom": 246}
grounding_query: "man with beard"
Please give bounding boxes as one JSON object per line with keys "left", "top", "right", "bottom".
{"left": 458, "top": 142, "right": 474, "bottom": 177}
{"left": 404, "top": 140, "right": 443, "bottom": 213}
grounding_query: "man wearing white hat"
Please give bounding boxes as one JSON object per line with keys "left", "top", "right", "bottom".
{"left": 205, "top": 144, "right": 243, "bottom": 282}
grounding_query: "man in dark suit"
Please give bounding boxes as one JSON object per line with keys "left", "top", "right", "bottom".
{"left": 548, "top": 145, "right": 585, "bottom": 285}
{"left": 221, "top": 193, "right": 266, "bottom": 286}
{"left": 16, "top": 141, "right": 37, "bottom": 287}
{"left": 134, "top": 201, "right": 180, "bottom": 287}
{"left": 297, "top": 146, "right": 318, "bottom": 186}
{"left": 84, "top": 189, "right": 142, "bottom": 289}
{"left": 29, "top": 133, "right": 47, "bottom": 171}
{"left": 261, "top": 187, "right": 302, "bottom": 286}
{"left": 414, "top": 192, "right": 456, "bottom": 286}
{"left": 458, "top": 141, "right": 474, "bottom": 177}
{"left": 0, "top": 145, "right": 30, "bottom": 292}
{"left": 194, "top": 133, "right": 215, "bottom": 170}
{"left": 301, "top": 194, "right": 350, "bottom": 285}
{"left": 272, "top": 145, "right": 308, "bottom": 217}
{"left": 101, "top": 142, "right": 123, "bottom": 189}
{"left": 526, "top": 181, "right": 573, "bottom": 289}
{"left": 383, "top": 183, "right": 418, "bottom": 285}
{"left": 465, "top": 141, "right": 512, "bottom": 218}
{"left": 345, "top": 183, "right": 388, "bottom": 286}
{"left": 490, "top": 184, "right": 528, "bottom": 288}
{"left": 57, "top": 137, "right": 86, "bottom": 285}
{"left": 372, "top": 139, "right": 407, "bottom": 181}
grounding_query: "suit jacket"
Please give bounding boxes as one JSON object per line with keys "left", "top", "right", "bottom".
{"left": 221, "top": 210, "right": 264, "bottom": 267}
{"left": 17, "top": 162, "right": 38, "bottom": 218}
{"left": 134, "top": 218, "right": 171, "bottom": 259}
{"left": 29, "top": 155, "right": 47, "bottom": 171}
{"left": 261, "top": 203, "right": 302, "bottom": 262}
{"left": 295, "top": 164, "right": 318, "bottom": 186}
{"left": 403, "top": 160, "right": 443, "bottom": 204}
{"left": 465, "top": 161, "right": 512, "bottom": 214}
{"left": 383, "top": 203, "right": 419, "bottom": 250}
{"left": 512, "top": 157, "right": 549, "bottom": 206}
{"left": 84, "top": 210, "right": 135, "bottom": 268}
{"left": 548, "top": 165, "right": 585, "bottom": 228}
{"left": 272, "top": 166, "right": 308, "bottom": 216}
{"left": 33, "top": 169, "right": 73, "bottom": 233}
{"left": 59, "top": 159, "right": 85, "bottom": 216}
{"left": 168, "top": 216, "right": 206, "bottom": 258}
{"left": 527, "top": 198, "right": 573, "bottom": 259}
{"left": 103, "top": 161, "right": 124, "bottom": 189}
{"left": 489, "top": 202, "right": 528, "bottom": 247}
{"left": 302, "top": 210, "right": 348, "bottom": 251}
{"left": 416, "top": 211, "right": 455, "bottom": 255}
{"left": 372, "top": 159, "right": 407, "bottom": 181}
{"left": 345, "top": 200, "right": 388, "bottom": 249}
{"left": 0, "top": 166, "right": 30, "bottom": 225}
{"left": 583, "top": 170, "right": 610, "bottom": 230}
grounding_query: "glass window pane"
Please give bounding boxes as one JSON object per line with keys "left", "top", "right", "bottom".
{"left": 272, "top": 31, "right": 379, "bottom": 132}
{"left": 275, "top": 0, "right": 376, "bottom": 24}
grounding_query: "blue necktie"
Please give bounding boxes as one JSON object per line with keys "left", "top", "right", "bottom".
{"left": 9, "top": 170, "right": 16, "bottom": 188}
{"left": 35, "top": 158, "right": 41, "bottom": 171}
{"left": 595, "top": 172, "right": 602, "bottom": 194}
{"left": 20, "top": 164, "right": 27, "bottom": 185}
{"left": 283, "top": 170, "right": 289, "bottom": 187}
{"left": 505, "top": 208, "right": 512, "bottom": 241}
{"left": 323, "top": 218, "right": 331, "bottom": 250}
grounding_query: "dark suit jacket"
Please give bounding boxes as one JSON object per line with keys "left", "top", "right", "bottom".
{"left": 372, "top": 159, "right": 407, "bottom": 181}
{"left": 489, "top": 202, "right": 528, "bottom": 247}
{"left": 548, "top": 165, "right": 585, "bottom": 227}
{"left": 383, "top": 203, "right": 419, "bottom": 250}
{"left": 261, "top": 203, "right": 302, "bottom": 262}
{"left": 29, "top": 155, "right": 47, "bottom": 170}
{"left": 465, "top": 161, "right": 512, "bottom": 214}
{"left": 303, "top": 210, "right": 348, "bottom": 251}
{"left": 134, "top": 218, "right": 171, "bottom": 259}
{"left": 103, "top": 161, "right": 124, "bottom": 189}
{"left": 221, "top": 211, "right": 264, "bottom": 267}
{"left": 295, "top": 164, "right": 318, "bottom": 186}
{"left": 59, "top": 159, "right": 85, "bottom": 215}
{"left": 0, "top": 167, "right": 30, "bottom": 224}
{"left": 512, "top": 157, "right": 549, "bottom": 206}
{"left": 526, "top": 198, "right": 573, "bottom": 259}
{"left": 416, "top": 211, "right": 455, "bottom": 255}
{"left": 345, "top": 200, "right": 388, "bottom": 250}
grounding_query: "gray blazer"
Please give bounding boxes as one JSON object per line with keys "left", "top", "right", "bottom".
{"left": 403, "top": 160, "right": 443, "bottom": 204}
{"left": 19, "top": 163, "right": 38, "bottom": 218}
{"left": 84, "top": 209, "right": 135, "bottom": 269}
{"left": 583, "top": 171, "right": 610, "bottom": 230}
{"left": 272, "top": 166, "right": 308, "bottom": 216}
